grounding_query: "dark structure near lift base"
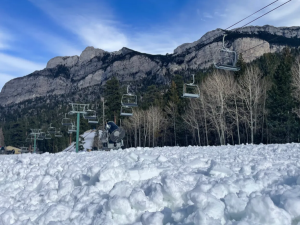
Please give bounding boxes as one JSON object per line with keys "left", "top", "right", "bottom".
{"left": 100, "top": 121, "right": 125, "bottom": 150}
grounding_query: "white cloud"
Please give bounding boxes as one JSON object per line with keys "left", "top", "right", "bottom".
{"left": 130, "top": 32, "right": 181, "bottom": 54}
{"left": 203, "top": 12, "right": 213, "bottom": 19}
{"left": 0, "top": 53, "right": 45, "bottom": 75}
{"left": 69, "top": 20, "right": 128, "bottom": 52}
{"left": 0, "top": 53, "right": 45, "bottom": 92}
{"left": 28, "top": 31, "right": 82, "bottom": 56}
{"left": 0, "top": 30, "right": 12, "bottom": 50}
{"left": 0, "top": 73, "right": 16, "bottom": 92}
{"left": 29, "top": 0, "right": 128, "bottom": 52}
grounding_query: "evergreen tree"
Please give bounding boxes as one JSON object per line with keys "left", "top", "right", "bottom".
{"left": 104, "top": 77, "right": 121, "bottom": 122}
{"left": 234, "top": 53, "right": 247, "bottom": 79}
{"left": 141, "top": 85, "right": 163, "bottom": 109}
{"left": 266, "top": 48, "right": 298, "bottom": 143}
{"left": 10, "top": 122, "right": 25, "bottom": 147}
{"left": 0, "top": 128, "right": 5, "bottom": 147}
{"left": 79, "top": 135, "right": 85, "bottom": 151}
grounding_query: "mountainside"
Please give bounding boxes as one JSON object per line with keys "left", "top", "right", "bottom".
{"left": 1, "top": 25, "right": 300, "bottom": 106}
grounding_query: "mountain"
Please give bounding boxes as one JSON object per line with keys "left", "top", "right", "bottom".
{"left": 1, "top": 25, "right": 300, "bottom": 106}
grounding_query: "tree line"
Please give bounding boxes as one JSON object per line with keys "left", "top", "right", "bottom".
{"left": 116, "top": 48, "right": 300, "bottom": 147}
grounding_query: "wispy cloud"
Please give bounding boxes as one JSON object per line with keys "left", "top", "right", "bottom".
{"left": 0, "top": 30, "right": 12, "bottom": 50}
{"left": 29, "top": 0, "right": 128, "bottom": 52}
{"left": 28, "top": 30, "right": 82, "bottom": 56}
{"left": 0, "top": 53, "right": 45, "bottom": 74}
{"left": 203, "top": 12, "right": 213, "bottom": 19}
{"left": 0, "top": 53, "right": 45, "bottom": 92}
{"left": 71, "top": 20, "right": 128, "bottom": 52}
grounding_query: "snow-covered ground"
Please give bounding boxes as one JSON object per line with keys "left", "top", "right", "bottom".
{"left": 1, "top": 143, "right": 300, "bottom": 225}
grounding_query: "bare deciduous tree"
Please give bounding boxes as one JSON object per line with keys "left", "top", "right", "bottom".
{"left": 239, "top": 65, "right": 266, "bottom": 143}
{"left": 201, "top": 71, "right": 235, "bottom": 145}
{"left": 183, "top": 99, "right": 202, "bottom": 145}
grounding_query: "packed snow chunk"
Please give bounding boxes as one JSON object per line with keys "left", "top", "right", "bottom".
{"left": 36, "top": 204, "right": 71, "bottom": 225}
{"left": 57, "top": 178, "right": 74, "bottom": 198}
{"left": 224, "top": 193, "right": 248, "bottom": 221}
{"left": 191, "top": 210, "right": 224, "bottom": 225}
{"left": 280, "top": 187, "right": 300, "bottom": 221}
{"left": 209, "top": 183, "right": 229, "bottom": 199}
{"left": 128, "top": 152, "right": 139, "bottom": 162}
{"left": 128, "top": 167, "right": 162, "bottom": 181}
{"left": 0, "top": 210, "right": 17, "bottom": 225}
{"left": 109, "top": 181, "right": 133, "bottom": 198}
{"left": 108, "top": 196, "right": 132, "bottom": 215}
{"left": 129, "top": 188, "right": 155, "bottom": 212}
{"left": 107, "top": 196, "right": 136, "bottom": 224}
{"left": 208, "top": 160, "right": 233, "bottom": 178}
{"left": 239, "top": 165, "right": 252, "bottom": 175}
{"left": 98, "top": 167, "right": 128, "bottom": 192}
{"left": 141, "top": 211, "right": 164, "bottom": 225}
{"left": 141, "top": 182, "right": 164, "bottom": 208}
{"left": 157, "top": 155, "right": 168, "bottom": 163}
{"left": 187, "top": 191, "right": 225, "bottom": 222}
{"left": 188, "top": 157, "right": 210, "bottom": 168}
{"left": 234, "top": 178, "right": 262, "bottom": 195}
{"left": 242, "top": 195, "right": 291, "bottom": 225}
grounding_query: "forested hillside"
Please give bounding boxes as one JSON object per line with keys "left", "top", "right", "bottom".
{"left": 1, "top": 47, "right": 300, "bottom": 151}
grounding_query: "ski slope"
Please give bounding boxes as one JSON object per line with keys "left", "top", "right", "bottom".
{"left": 1, "top": 143, "right": 300, "bottom": 224}
{"left": 63, "top": 130, "right": 100, "bottom": 152}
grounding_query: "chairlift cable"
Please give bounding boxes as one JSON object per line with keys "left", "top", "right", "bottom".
{"left": 225, "top": 0, "right": 280, "bottom": 30}
{"left": 182, "top": 0, "right": 293, "bottom": 53}
{"left": 197, "top": 0, "right": 293, "bottom": 65}
{"left": 240, "top": 0, "right": 293, "bottom": 29}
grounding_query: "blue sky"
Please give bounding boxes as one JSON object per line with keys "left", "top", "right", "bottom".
{"left": 0, "top": 0, "right": 299, "bottom": 91}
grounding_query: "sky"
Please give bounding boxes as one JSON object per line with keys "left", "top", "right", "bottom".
{"left": 0, "top": 0, "right": 299, "bottom": 91}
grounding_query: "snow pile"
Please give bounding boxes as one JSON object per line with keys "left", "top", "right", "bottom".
{"left": 1, "top": 143, "right": 300, "bottom": 224}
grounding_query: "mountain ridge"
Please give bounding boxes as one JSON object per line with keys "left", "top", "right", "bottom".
{"left": 1, "top": 25, "right": 300, "bottom": 106}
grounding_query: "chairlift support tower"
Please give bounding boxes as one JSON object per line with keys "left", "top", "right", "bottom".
{"left": 30, "top": 129, "right": 41, "bottom": 154}
{"left": 69, "top": 103, "right": 89, "bottom": 153}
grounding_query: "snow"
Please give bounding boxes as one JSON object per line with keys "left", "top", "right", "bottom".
{"left": 1, "top": 143, "right": 300, "bottom": 224}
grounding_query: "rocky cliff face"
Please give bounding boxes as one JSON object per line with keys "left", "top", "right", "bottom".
{"left": 1, "top": 25, "right": 300, "bottom": 106}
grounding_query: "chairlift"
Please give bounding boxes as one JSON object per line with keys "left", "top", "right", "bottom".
{"left": 37, "top": 132, "right": 45, "bottom": 140}
{"left": 45, "top": 133, "right": 52, "bottom": 140}
{"left": 20, "top": 146, "right": 28, "bottom": 154}
{"left": 48, "top": 123, "right": 56, "bottom": 134}
{"left": 121, "top": 85, "right": 138, "bottom": 107}
{"left": 25, "top": 134, "right": 34, "bottom": 142}
{"left": 182, "top": 74, "right": 200, "bottom": 98}
{"left": 68, "top": 124, "right": 77, "bottom": 133}
{"left": 83, "top": 110, "right": 97, "bottom": 120}
{"left": 88, "top": 118, "right": 98, "bottom": 124}
{"left": 62, "top": 114, "right": 73, "bottom": 126}
{"left": 120, "top": 106, "right": 133, "bottom": 116}
{"left": 55, "top": 130, "right": 63, "bottom": 138}
{"left": 214, "top": 34, "right": 240, "bottom": 71}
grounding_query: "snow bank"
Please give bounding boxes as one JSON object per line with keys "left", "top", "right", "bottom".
{"left": 0, "top": 143, "right": 300, "bottom": 224}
